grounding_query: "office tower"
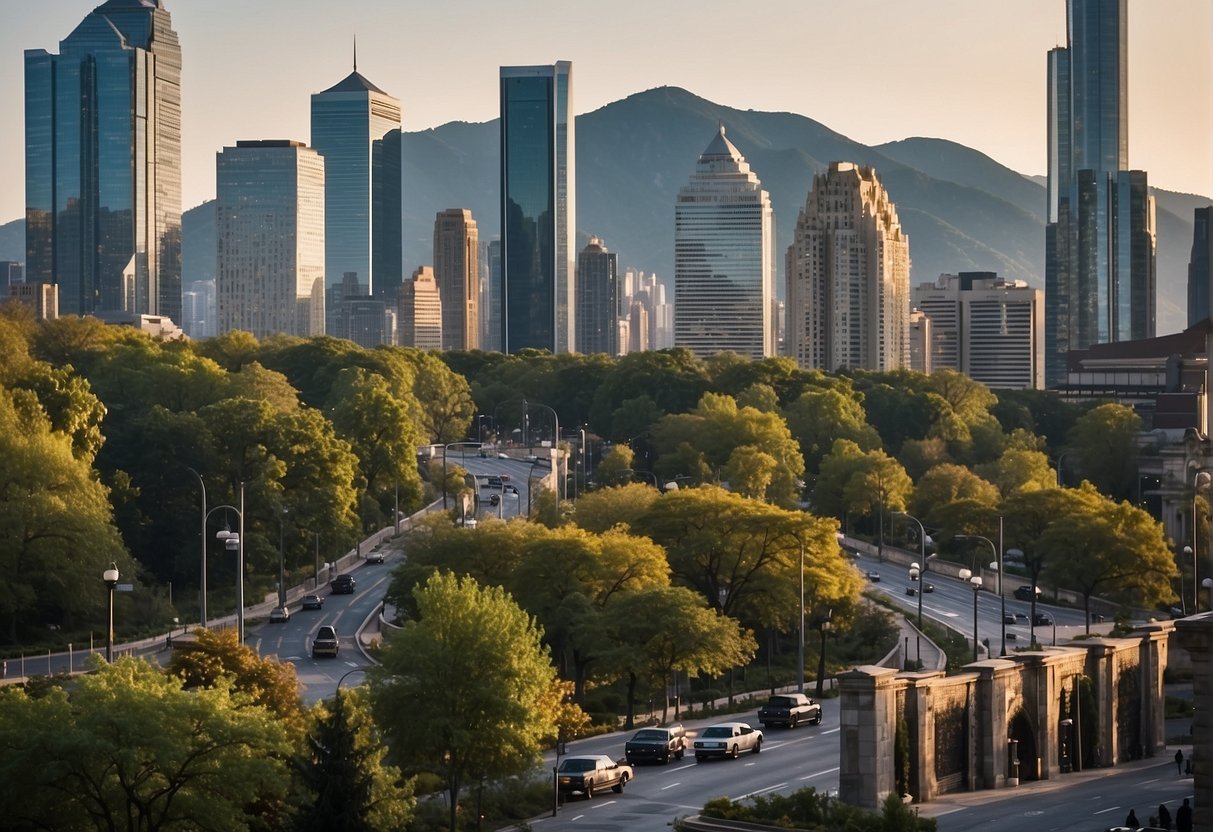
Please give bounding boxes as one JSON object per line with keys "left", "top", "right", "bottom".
{"left": 311, "top": 58, "right": 402, "bottom": 299}
{"left": 499, "top": 61, "right": 575, "bottom": 354}
{"left": 216, "top": 140, "right": 326, "bottom": 339}
{"left": 786, "top": 162, "right": 910, "bottom": 372}
{"left": 913, "top": 272, "right": 1044, "bottom": 390}
{"left": 398, "top": 266, "right": 442, "bottom": 349}
{"left": 1045, "top": 0, "right": 1156, "bottom": 386}
{"left": 1190, "top": 208, "right": 1213, "bottom": 326}
{"left": 908, "top": 309, "right": 931, "bottom": 374}
{"left": 25, "top": 0, "right": 182, "bottom": 321}
{"left": 434, "top": 209, "right": 479, "bottom": 350}
{"left": 8, "top": 282, "right": 58, "bottom": 320}
{"left": 326, "top": 272, "right": 390, "bottom": 347}
{"left": 674, "top": 125, "right": 775, "bottom": 360}
{"left": 0, "top": 262, "right": 24, "bottom": 287}
{"left": 182, "top": 279, "right": 215, "bottom": 339}
{"left": 483, "top": 239, "right": 503, "bottom": 352}
{"left": 628, "top": 300, "right": 649, "bottom": 354}
{"left": 575, "top": 237, "right": 618, "bottom": 355}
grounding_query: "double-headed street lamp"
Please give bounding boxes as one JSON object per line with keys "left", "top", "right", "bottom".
{"left": 957, "top": 566, "right": 983, "bottom": 662}
{"left": 102, "top": 563, "right": 119, "bottom": 662}
{"left": 204, "top": 483, "right": 245, "bottom": 642}
{"left": 894, "top": 511, "right": 932, "bottom": 629}
{"left": 958, "top": 522, "right": 1005, "bottom": 656}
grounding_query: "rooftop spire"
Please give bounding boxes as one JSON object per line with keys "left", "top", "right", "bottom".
{"left": 353, "top": 34, "right": 357, "bottom": 72}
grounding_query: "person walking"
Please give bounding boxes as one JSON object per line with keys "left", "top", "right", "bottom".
{"left": 1125, "top": 809, "right": 1139, "bottom": 828}
{"left": 1175, "top": 748, "right": 1184, "bottom": 774}
{"left": 1175, "top": 798, "right": 1192, "bottom": 832}
{"left": 1158, "top": 802, "right": 1172, "bottom": 830}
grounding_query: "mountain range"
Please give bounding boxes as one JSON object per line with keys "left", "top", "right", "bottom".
{"left": 2, "top": 86, "right": 1207, "bottom": 335}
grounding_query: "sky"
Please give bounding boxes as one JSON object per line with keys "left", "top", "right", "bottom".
{"left": 1, "top": 0, "right": 1210, "bottom": 224}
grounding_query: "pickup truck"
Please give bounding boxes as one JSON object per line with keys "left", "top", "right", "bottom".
{"left": 556, "top": 755, "right": 632, "bottom": 799}
{"left": 624, "top": 724, "right": 686, "bottom": 764}
{"left": 757, "top": 693, "right": 822, "bottom": 728}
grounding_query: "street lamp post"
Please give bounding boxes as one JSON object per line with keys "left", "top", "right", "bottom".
{"left": 894, "top": 512, "right": 930, "bottom": 628}
{"left": 186, "top": 466, "right": 207, "bottom": 627}
{"left": 102, "top": 563, "right": 119, "bottom": 662}
{"left": 797, "top": 533, "right": 805, "bottom": 693}
{"left": 959, "top": 567, "right": 983, "bottom": 661}
{"left": 206, "top": 483, "right": 245, "bottom": 642}
{"left": 1054, "top": 449, "right": 1075, "bottom": 487}
{"left": 1192, "top": 471, "right": 1210, "bottom": 613}
{"left": 523, "top": 400, "right": 562, "bottom": 501}
{"left": 277, "top": 508, "right": 289, "bottom": 608}
{"left": 622, "top": 468, "right": 658, "bottom": 488}
{"left": 958, "top": 524, "right": 1005, "bottom": 656}
{"left": 443, "top": 441, "right": 482, "bottom": 511}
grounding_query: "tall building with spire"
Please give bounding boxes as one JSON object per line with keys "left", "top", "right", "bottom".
{"left": 785, "top": 162, "right": 910, "bottom": 372}
{"left": 499, "top": 61, "right": 575, "bottom": 354}
{"left": 433, "top": 208, "right": 479, "bottom": 351}
{"left": 575, "top": 236, "right": 618, "bottom": 355}
{"left": 311, "top": 47, "right": 402, "bottom": 300}
{"left": 25, "top": 0, "right": 183, "bottom": 321}
{"left": 674, "top": 125, "right": 775, "bottom": 360}
{"left": 1045, "top": 0, "right": 1156, "bottom": 386}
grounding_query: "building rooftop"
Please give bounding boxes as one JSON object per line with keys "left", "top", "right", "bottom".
{"left": 316, "top": 70, "right": 388, "bottom": 96}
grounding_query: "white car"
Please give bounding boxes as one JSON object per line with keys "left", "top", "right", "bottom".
{"left": 693, "top": 722, "right": 763, "bottom": 761}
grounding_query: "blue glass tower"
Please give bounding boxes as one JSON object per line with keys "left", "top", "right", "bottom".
{"left": 311, "top": 59, "right": 402, "bottom": 301}
{"left": 1045, "top": 0, "right": 1155, "bottom": 386}
{"left": 25, "top": 0, "right": 182, "bottom": 321}
{"left": 499, "top": 61, "right": 575, "bottom": 354}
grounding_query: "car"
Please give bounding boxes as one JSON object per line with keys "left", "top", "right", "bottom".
{"left": 693, "top": 722, "right": 763, "bottom": 761}
{"left": 368, "top": 551, "right": 385, "bottom": 565}
{"left": 269, "top": 606, "right": 290, "bottom": 623}
{"left": 556, "top": 755, "right": 632, "bottom": 799}
{"left": 922, "top": 582, "right": 934, "bottom": 593}
{"left": 301, "top": 594, "right": 324, "bottom": 610}
{"left": 1033, "top": 612, "right": 1053, "bottom": 626}
{"left": 312, "top": 625, "right": 339, "bottom": 658}
{"left": 905, "top": 585, "right": 917, "bottom": 596}
{"left": 624, "top": 724, "right": 686, "bottom": 764}
{"left": 504, "top": 484, "right": 519, "bottom": 494}
{"left": 866, "top": 571, "right": 881, "bottom": 582}
{"left": 1003, "top": 611, "right": 1029, "bottom": 625}
{"left": 757, "top": 693, "right": 821, "bottom": 728}
{"left": 331, "top": 574, "right": 356, "bottom": 595}
{"left": 1014, "top": 584, "right": 1042, "bottom": 602}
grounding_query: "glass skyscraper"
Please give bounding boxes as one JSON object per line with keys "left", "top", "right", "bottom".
{"left": 674, "top": 125, "right": 775, "bottom": 360}
{"left": 1045, "top": 0, "right": 1155, "bottom": 386}
{"left": 25, "top": 0, "right": 182, "bottom": 321}
{"left": 311, "top": 63, "right": 402, "bottom": 301}
{"left": 575, "top": 236, "right": 619, "bottom": 355}
{"left": 499, "top": 61, "right": 575, "bottom": 354}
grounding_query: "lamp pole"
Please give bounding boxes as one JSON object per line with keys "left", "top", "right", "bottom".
{"left": 623, "top": 468, "right": 658, "bottom": 488}
{"left": 958, "top": 527, "right": 1005, "bottom": 656}
{"left": 186, "top": 466, "right": 207, "bottom": 627}
{"left": 1192, "top": 471, "right": 1210, "bottom": 613}
{"left": 102, "top": 563, "right": 119, "bottom": 662}
{"left": 797, "top": 532, "right": 805, "bottom": 693}
{"left": 523, "top": 400, "right": 562, "bottom": 501}
{"left": 278, "top": 508, "right": 288, "bottom": 608}
{"left": 1054, "top": 449, "right": 1075, "bottom": 487}
{"left": 894, "top": 512, "right": 929, "bottom": 628}
{"left": 207, "top": 485, "right": 245, "bottom": 642}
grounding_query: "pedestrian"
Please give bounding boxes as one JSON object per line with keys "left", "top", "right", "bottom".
{"left": 1176, "top": 798, "right": 1192, "bottom": 832}
{"left": 1158, "top": 802, "right": 1172, "bottom": 831}
{"left": 1175, "top": 747, "right": 1184, "bottom": 774}
{"left": 1125, "top": 808, "right": 1139, "bottom": 828}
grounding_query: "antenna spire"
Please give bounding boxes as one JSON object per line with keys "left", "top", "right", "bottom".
{"left": 353, "top": 35, "right": 357, "bottom": 72}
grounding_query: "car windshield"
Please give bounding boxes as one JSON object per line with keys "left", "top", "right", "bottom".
{"left": 701, "top": 727, "right": 733, "bottom": 738}
{"left": 559, "top": 759, "right": 596, "bottom": 772}
{"left": 318, "top": 627, "right": 336, "bottom": 638}
{"left": 632, "top": 730, "right": 664, "bottom": 741}
{"left": 769, "top": 697, "right": 795, "bottom": 707}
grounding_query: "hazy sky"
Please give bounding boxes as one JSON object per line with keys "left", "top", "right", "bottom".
{"left": 1, "top": 0, "right": 1209, "bottom": 223}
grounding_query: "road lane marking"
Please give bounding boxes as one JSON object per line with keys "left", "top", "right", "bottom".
{"left": 735, "top": 783, "right": 786, "bottom": 799}
{"left": 591, "top": 800, "right": 616, "bottom": 809}
{"left": 660, "top": 783, "right": 681, "bottom": 790}
{"left": 822, "top": 727, "right": 840, "bottom": 734}
{"left": 1093, "top": 806, "right": 1121, "bottom": 815}
{"left": 1139, "top": 778, "right": 1159, "bottom": 785}
{"left": 799, "top": 766, "right": 840, "bottom": 780}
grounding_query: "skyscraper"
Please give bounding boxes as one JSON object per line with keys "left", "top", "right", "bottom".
{"left": 499, "top": 61, "right": 575, "bottom": 354}
{"left": 674, "top": 125, "right": 775, "bottom": 360}
{"left": 25, "top": 0, "right": 182, "bottom": 321}
{"left": 1045, "top": 0, "right": 1156, "bottom": 386}
{"left": 575, "top": 236, "right": 618, "bottom": 355}
{"left": 398, "top": 266, "right": 442, "bottom": 349}
{"left": 433, "top": 209, "right": 480, "bottom": 351}
{"left": 785, "top": 162, "right": 910, "bottom": 372}
{"left": 216, "top": 141, "right": 325, "bottom": 339}
{"left": 311, "top": 57, "right": 402, "bottom": 300}
{"left": 1189, "top": 208, "right": 1212, "bottom": 327}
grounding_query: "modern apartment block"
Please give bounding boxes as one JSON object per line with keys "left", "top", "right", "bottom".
{"left": 398, "top": 266, "right": 442, "bottom": 349}
{"left": 482, "top": 239, "right": 503, "bottom": 352}
{"left": 674, "top": 125, "right": 775, "bottom": 360}
{"left": 575, "top": 237, "right": 618, "bottom": 355}
{"left": 1045, "top": 0, "right": 1156, "bottom": 387}
{"left": 499, "top": 61, "right": 575, "bottom": 354}
{"left": 216, "top": 141, "right": 326, "bottom": 339}
{"left": 25, "top": 0, "right": 182, "bottom": 321}
{"left": 913, "top": 272, "right": 1044, "bottom": 390}
{"left": 311, "top": 60, "right": 402, "bottom": 300}
{"left": 433, "top": 209, "right": 479, "bottom": 351}
{"left": 785, "top": 162, "right": 910, "bottom": 372}
{"left": 1189, "top": 207, "right": 1212, "bottom": 328}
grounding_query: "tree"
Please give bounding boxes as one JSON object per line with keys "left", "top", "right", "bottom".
{"left": 815, "top": 440, "right": 912, "bottom": 534}
{"left": 0, "top": 657, "right": 293, "bottom": 831}
{"left": 167, "top": 627, "right": 304, "bottom": 725}
{"left": 723, "top": 445, "right": 778, "bottom": 500}
{"left": 784, "top": 387, "right": 881, "bottom": 475}
{"left": 398, "top": 348, "right": 475, "bottom": 445}
{"left": 371, "top": 572, "right": 560, "bottom": 832}
{"left": 908, "top": 465, "right": 1000, "bottom": 528}
{"left": 594, "top": 443, "right": 636, "bottom": 486}
{"left": 295, "top": 688, "right": 415, "bottom": 832}
{"left": 572, "top": 482, "right": 661, "bottom": 533}
{"left": 1066, "top": 403, "right": 1142, "bottom": 500}
{"left": 1002, "top": 487, "right": 1084, "bottom": 641}
{"left": 976, "top": 447, "right": 1056, "bottom": 497}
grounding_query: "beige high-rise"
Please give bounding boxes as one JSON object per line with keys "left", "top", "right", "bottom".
{"left": 434, "top": 209, "right": 479, "bottom": 350}
{"left": 786, "top": 162, "right": 910, "bottom": 372}
{"left": 398, "top": 266, "right": 443, "bottom": 349}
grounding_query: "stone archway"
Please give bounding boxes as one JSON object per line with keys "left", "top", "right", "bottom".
{"left": 1008, "top": 710, "right": 1039, "bottom": 782}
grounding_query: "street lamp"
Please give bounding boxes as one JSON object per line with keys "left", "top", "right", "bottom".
{"left": 958, "top": 524, "right": 1006, "bottom": 656}
{"left": 186, "top": 466, "right": 207, "bottom": 627}
{"left": 796, "top": 532, "right": 805, "bottom": 693}
{"left": 102, "top": 563, "right": 119, "bottom": 663}
{"left": 622, "top": 468, "right": 658, "bottom": 488}
{"left": 1054, "top": 449, "right": 1075, "bottom": 487}
{"left": 442, "top": 441, "right": 481, "bottom": 510}
{"left": 1191, "top": 471, "right": 1210, "bottom": 613}
{"left": 958, "top": 567, "right": 983, "bottom": 662}
{"left": 277, "top": 508, "right": 289, "bottom": 608}
{"left": 523, "top": 400, "right": 562, "bottom": 501}
{"left": 205, "top": 483, "right": 245, "bottom": 642}
{"left": 894, "top": 512, "right": 932, "bottom": 628}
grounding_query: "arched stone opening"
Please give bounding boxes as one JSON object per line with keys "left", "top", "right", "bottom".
{"left": 1009, "top": 709, "right": 1039, "bottom": 781}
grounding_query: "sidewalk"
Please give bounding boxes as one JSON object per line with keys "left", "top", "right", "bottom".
{"left": 888, "top": 615, "right": 947, "bottom": 672}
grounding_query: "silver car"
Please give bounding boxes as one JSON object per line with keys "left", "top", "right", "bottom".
{"left": 693, "top": 722, "right": 763, "bottom": 761}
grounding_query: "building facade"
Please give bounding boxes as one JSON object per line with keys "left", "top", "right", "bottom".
{"left": 674, "top": 125, "right": 775, "bottom": 360}
{"left": 786, "top": 162, "right": 910, "bottom": 372}
{"left": 25, "top": 0, "right": 182, "bottom": 321}
{"left": 1189, "top": 207, "right": 1212, "bottom": 328}
{"left": 398, "top": 266, "right": 442, "bottom": 349}
{"left": 575, "top": 237, "right": 618, "bottom": 355}
{"left": 1045, "top": 0, "right": 1156, "bottom": 387}
{"left": 913, "top": 272, "right": 1045, "bottom": 390}
{"left": 216, "top": 140, "right": 325, "bottom": 339}
{"left": 434, "top": 209, "right": 479, "bottom": 351}
{"left": 499, "top": 61, "right": 575, "bottom": 354}
{"left": 311, "top": 62, "right": 402, "bottom": 300}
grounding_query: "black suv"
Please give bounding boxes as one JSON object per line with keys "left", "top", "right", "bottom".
{"left": 1014, "top": 585, "right": 1041, "bottom": 602}
{"left": 331, "top": 574, "right": 356, "bottom": 595}
{"left": 312, "top": 625, "right": 339, "bottom": 658}
{"left": 625, "top": 724, "right": 687, "bottom": 764}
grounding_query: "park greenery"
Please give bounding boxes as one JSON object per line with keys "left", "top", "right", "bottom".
{"left": 0, "top": 302, "right": 1191, "bottom": 827}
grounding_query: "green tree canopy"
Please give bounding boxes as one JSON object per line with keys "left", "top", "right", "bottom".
{"left": 976, "top": 447, "right": 1057, "bottom": 497}
{"left": 784, "top": 387, "right": 881, "bottom": 475}
{"left": 572, "top": 482, "right": 661, "bottom": 533}
{"left": 1066, "top": 403, "right": 1143, "bottom": 500}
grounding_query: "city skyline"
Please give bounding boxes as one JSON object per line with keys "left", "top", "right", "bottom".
{"left": 2, "top": 0, "right": 1210, "bottom": 225}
